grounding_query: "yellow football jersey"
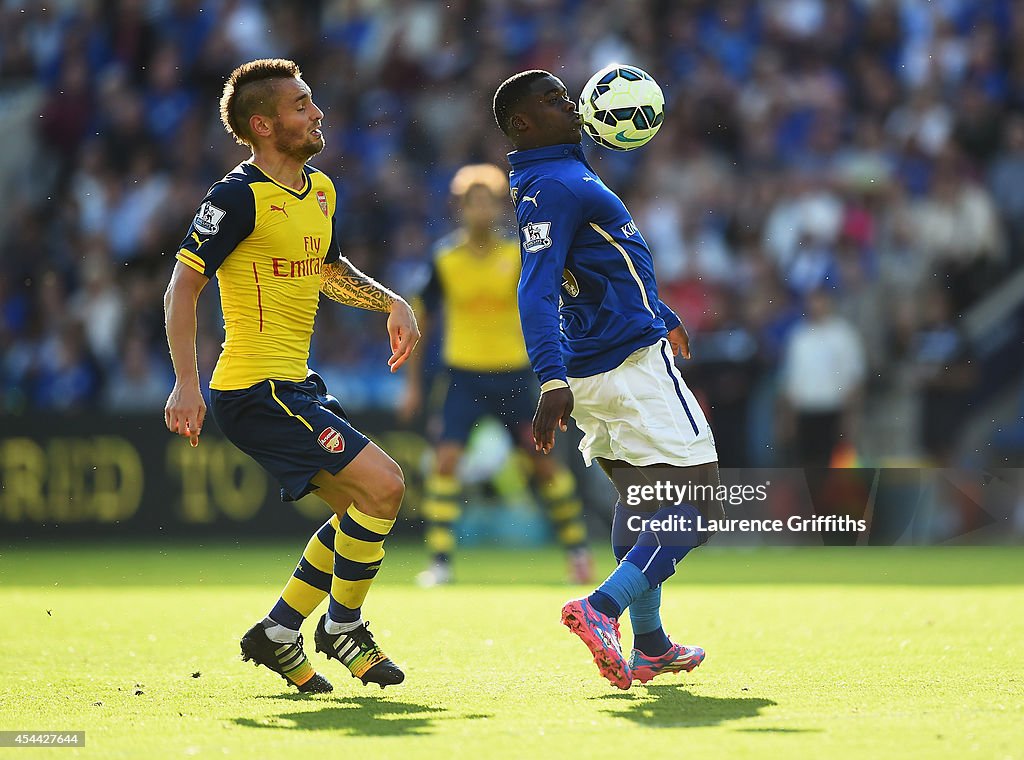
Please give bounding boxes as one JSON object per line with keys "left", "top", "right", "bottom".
{"left": 175, "top": 162, "right": 339, "bottom": 390}
{"left": 421, "top": 231, "right": 530, "bottom": 371}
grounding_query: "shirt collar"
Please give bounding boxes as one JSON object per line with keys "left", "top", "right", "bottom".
{"left": 508, "top": 143, "right": 589, "bottom": 169}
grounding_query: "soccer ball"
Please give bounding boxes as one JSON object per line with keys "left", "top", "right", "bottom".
{"left": 578, "top": 64, "right": 665, "bottom": 151}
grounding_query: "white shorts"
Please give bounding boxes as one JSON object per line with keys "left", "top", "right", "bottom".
{"left": 568, "top": 339, "right": 719, "bottom": 468}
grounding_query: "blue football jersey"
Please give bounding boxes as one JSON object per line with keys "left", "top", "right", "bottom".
{"left": 508, "top": 143, "right": 680, "bottom": 385}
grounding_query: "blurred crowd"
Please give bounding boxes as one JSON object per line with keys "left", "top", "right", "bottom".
{"left": 0, "top": 0, "right": 1021, "bottom": 468}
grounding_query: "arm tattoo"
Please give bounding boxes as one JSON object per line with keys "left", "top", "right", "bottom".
{"left": 319, "top": 259, "right": 399, "bottom": 312}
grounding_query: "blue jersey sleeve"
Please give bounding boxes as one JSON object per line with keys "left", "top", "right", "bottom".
{"left": 658, "top": 299, "right": 681, "bottom": 332}
{"left": 175, "top": 179, "right": 255, "bottom": 277}
{"left": 516, "top": 179, "right": 582, "bottom": 385}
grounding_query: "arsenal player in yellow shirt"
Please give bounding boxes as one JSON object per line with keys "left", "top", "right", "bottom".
{"left": 164, "top": 59, "right": 419, "bottom": 694}
{"left": 400, "top": 164, "right": 593, "bottom": 587}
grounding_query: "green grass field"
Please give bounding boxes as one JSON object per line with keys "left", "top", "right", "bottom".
{"left": 1, "top": 542, "right": 1021, "bottom": 759}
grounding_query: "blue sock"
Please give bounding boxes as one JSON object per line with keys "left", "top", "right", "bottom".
{"left": 587, "top": 591, "right": 620, "bottom": 618}
{"left": 268, "top": 599, "right": 305, "bottom": 630}
{"left": 633, "top": 626, "right": 671, "bottom": 657}
{"left": 589, "top": 502, "right": 701, "bottom": 618}
{"left": 629, "top": 584, "right": 670, "bottom": 655}
{"left": 587, "top": 561, "right": 649, "bottom": 618}
{"left": 629, "top": 582, "right": 663, "bottom": 634}
{"left": 622, "top": 503, "right": 702, "bottom": 588}
{"left": 598, "top": 502, "right": 695, "bottom": 650}
{"left": 587, "top": 501, "right": 649, "bottom": 617}
{"left": 327, "top": 599, "right": 360, "bottom": 624}
{"left": 624, "top": 504, "right": 701, "bottom": 653}
{"left": 629, "top": 583, "right": 663, "bottom": 633}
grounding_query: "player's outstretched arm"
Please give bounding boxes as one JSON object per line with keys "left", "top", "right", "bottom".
{"left": 320, "top": 258, "right": 402, "bottom": 311}
{"left": 319, "top": 259, "right": 421, "bottom": 372}
{"left": 164, "top": 262, "right": 209, "bottom": 447}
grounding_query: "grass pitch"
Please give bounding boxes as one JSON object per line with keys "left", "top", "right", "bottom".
{"left": 0, "top": 542, "right": 1021, "bottom": 759}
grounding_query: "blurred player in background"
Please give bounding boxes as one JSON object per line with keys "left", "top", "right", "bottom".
{"left": 494, "top": 70, "right": 725, "bottom": 689}
{"left": 400, "top": 163, "right": 593, "bottom": 587}
{"left": 164, "top": 59, "right": 419, "bottom": 694}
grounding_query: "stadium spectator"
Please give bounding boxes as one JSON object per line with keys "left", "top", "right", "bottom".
{"left": 904, "top": 287, "right": 978, "bottom": 466}
{"left": 0, "top": 0, "right": 1020, "bottom": 472}
{"left": 779, "top": 288, "right": 866, "bottom": 467}
{"left": 988, "top": 115, "right": 1024, "bottom": 260}
{"left": 104, "top": 326, "right": 172, "bottom": 412}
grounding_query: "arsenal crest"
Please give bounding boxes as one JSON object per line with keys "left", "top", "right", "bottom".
{"left": 316, "top": 190, "right": 328, "bottom": 218}
{"left": 318, "top": 427, "right": 345, "bottom": 453}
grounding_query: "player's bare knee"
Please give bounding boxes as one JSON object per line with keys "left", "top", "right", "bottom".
{"left": 434, "top": 445, "right": 461, "bottom": 477}
{"left": 370, "top": 465, "right": 405, "bottom": 518}
{"left": 531, "top": 455, "right": 558, "bottom": 484}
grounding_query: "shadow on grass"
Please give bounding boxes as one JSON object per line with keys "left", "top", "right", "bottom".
{"left": 234, "top": 695, "right": 490, "bottom": 737}
{"left": 593, "top": 684, "right": 776, "bottom": 728}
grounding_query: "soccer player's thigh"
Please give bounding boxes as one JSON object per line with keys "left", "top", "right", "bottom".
{"left": 311, "top": 442, "right": 405, "bottom": 520}
{"left": 640, "top": 460, "right": 725, "bottom": 523}
{"left": 293, "top": 382, "right": 404, "bottom": 518}
{"left": 434, "top": 369, "right": 487, "bottom": 473}
{"left": 262, "top": 380, "right": 405, "bottom": 520}
{"left": 490, "top": 369, "right": 544, "bottom": 466}
{"left": 597, "top": 458, "right": 653, "bottom": 510}
{"left": 599, "top": 458, "right": 725, "bottom": 533}
{"left": 210, "top": 381, "right": 387, "bottom": 515}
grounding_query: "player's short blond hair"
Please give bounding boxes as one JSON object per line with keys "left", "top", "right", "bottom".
{"left": 449, "top": 164, "right": 508, "bottom": 199}
{"left": 220, "top": 58, "right": 302, "bottom": 147}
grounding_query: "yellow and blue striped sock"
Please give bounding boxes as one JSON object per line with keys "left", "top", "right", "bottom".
{"left": 327, "top": 505, "right": 396, "bottom": 624}
{"left": 268, "top": 515, "right": 337, "bottom": 632}
{"left": 422, "top": 473, "right": 462, "bottom": 563}
{"left": 539, "top": 469, "right": 587, "bottom": 550}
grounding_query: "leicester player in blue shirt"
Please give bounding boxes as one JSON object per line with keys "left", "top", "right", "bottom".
{"left": 493, "top": 70, "right": 726, "bottom": 689}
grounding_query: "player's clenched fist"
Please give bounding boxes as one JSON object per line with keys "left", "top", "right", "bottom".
{"left": 165, "top": 383, "right": 206, "bottom": 447}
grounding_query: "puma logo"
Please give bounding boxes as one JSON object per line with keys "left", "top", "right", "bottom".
{"left": 270, "top": 202, "right": 288, "bottom": 217}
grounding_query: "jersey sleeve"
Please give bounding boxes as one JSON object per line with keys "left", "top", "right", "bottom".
{"left": 516, "top": 179, "right": 582, "bottom": 385}
{"left": 175, "top": 180, "right": 255, "bottom": 277}
{"left": 658, "top": 299, "right": 681, "bottom": 332}
{"left": 325, "top": 212, "right": 342, "bottom": 265}
{"left": 323, "top": 174, "right": 341, "bottom": 264}
{"left": 418, "top": 256, "right": 443, "bottom": 316}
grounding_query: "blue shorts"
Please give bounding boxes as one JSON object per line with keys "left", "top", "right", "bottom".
{"left": 440, "top": 367, "right": 536, "bottom": 447}
{"left": 210, "top": 372, "right": 370, "bottom": 502}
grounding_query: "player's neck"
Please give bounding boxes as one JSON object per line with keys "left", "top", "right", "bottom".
{"left": 514, "top": 137, "right": 576, "bottom": 152}
{"left": 249, "top": 150, "right": 307, "bottom": 191}
{"left": 465, "top": 227, "right": 495, "bottom": 251}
